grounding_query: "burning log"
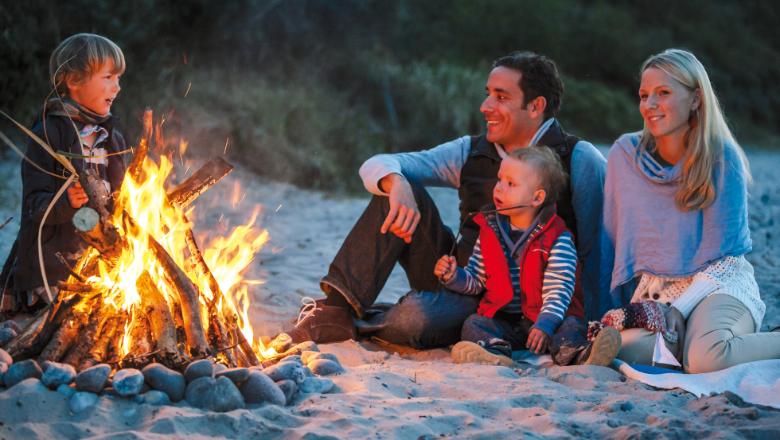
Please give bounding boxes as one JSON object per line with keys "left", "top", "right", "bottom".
{"left": 136, "top": 271, "right": 184, "bottom": 366}
{"left": 167, "top": 157, "right": 234, "bottom": 208}
{"left": 6, "top": 292, "right": 86, "bottom": 360}
{"left": 127, "top": 108, "right": 153, "bottom": 183}
{"left": 147, "top": 235, "right": 209, "bottom": 357}
{"left": 82, "top": 315, "right": 121, "bottom": 371}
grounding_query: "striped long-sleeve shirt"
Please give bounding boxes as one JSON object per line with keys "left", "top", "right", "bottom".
{"left": 445, "top": 228, "right": 578, "bottom": 336}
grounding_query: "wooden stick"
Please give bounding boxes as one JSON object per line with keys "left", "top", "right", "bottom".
{"left": 137, "top": 271, "right": 182, "bottom": 364}
{"left": 147, "top": 234, "right": 210, "bottom": 357}
{"left": 127, "top": 108, "right": 153, "bottom": 183}
{"left": 38, "top": 317, "right": 81, "bottom": 363}
{"left": 2, "top": 307, "right": 50, "bottom": 358}
{"left": 82, "top": 315, "right": 120, "bottom": 370}
{"left": 6, "top": 293, "right": 85, "bottom": 359}
{"left": 167, "top": 157, "right": 234, "bottom": 208}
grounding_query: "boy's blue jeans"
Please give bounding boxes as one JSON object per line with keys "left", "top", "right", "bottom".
{"left": 461, "top": 313, "right": 590, "bottom": 365}
{"left": 320, "top": 183, "right": 479, "bottom": 349}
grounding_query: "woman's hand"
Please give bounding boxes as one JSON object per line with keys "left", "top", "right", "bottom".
{"left": 434, "top": 255, "right": 457, "bottom": 283}
{"left": 526, "top": 328, "right": 550, "bottom": 354}
{"left": 66, "top": 181, "right": 89, "bottom": 209}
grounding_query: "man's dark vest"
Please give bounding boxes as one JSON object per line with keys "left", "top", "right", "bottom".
{"left": 456, "top": 120, "right": 579, "bottom": 265}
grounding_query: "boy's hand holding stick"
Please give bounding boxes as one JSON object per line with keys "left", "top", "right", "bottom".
{"left": 434, "top": 255, "right": 457, "bottom": 283}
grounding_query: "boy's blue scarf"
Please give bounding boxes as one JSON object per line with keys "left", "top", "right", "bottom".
{"left": 603, "top": 132, "right": 751, "bottom": 291}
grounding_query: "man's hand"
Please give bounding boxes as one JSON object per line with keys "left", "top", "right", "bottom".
{"left": 434, "top": 255, "right": 457, "bottom": 282}
{"left": 66, "top": 181, "right": 89, "bottom": 209}
{"left": 526, "top": 328, "right": 550, "bottom": 354}
{"left": 379, "top": 174, "right": 421, "bottom": 244}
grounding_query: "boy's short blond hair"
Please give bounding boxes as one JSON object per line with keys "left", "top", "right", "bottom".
{"left": 49, "top": 33, "right": 125, "bottom": 95}
{"left": 508, "top": 146, "right": 568, "bottom": 206}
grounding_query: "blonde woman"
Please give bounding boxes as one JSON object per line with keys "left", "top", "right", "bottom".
{"left": 601, "top": 48, "right": 779, "bottom": 373}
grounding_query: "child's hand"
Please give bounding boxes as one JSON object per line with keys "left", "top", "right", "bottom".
{"left": 526, "top": 328, "right": 550, "bottom": 354}
{"left": 67, "top": 182, "right": 89, "bottom": 209}
{"left": 433, "top": 255, "right": 457, "bottom": 282}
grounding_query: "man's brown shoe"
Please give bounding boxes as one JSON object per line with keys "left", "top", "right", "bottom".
{"left": 286, "top": 297, "right": 357, "bottom": 344}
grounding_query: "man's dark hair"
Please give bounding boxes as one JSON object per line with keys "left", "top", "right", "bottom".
{"left": 493, "top": 51, "right": 564, "bottom": 120}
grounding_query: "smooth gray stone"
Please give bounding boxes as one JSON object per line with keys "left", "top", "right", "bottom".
{"left": 41, "top": 362, "right": 76, "bottom": 389}
{"left": 0, "top": 362, "right": 7, "bottom": 386}
{"left": 142, "top": 363, "right": 185, "bottom": 402}
{"left": 75, "top": 364, "right": 111, "bottom": 393}
{"left": 239, "top": 371, "right": 285, "bottom": 406}
{"left": 278, "top": 355, "right": 302, "bottom": 365}
{"left": 69, "top": 391, "right": 99, "bottom": 414}
{"left": 0, "top": 348, "right": 13, "bottom": 366}
{"left": 214, "top": 363, "right": 228, "bottom": 374}
{"left": 302, "top": 352, "right": 341, "bottom": 366}
{"left": 143, "top": 389, "right": 171, "bottom": 406}
{"left": 298, "top": 377, "right": 334, "bottom": 394}
{"left": 308, "top": 359, "right": 345, "bottom": 376}
{"left": 113, "top": 368, "right": 145, "bottom": 397}
{"left": 184, "top": 359, "right": 214, "bottom": 383}
{"left": 5, "top": 359, "right": 42, "bottom": 387}
{"left": 0, "top": 320, "right": 20, "bottom": 333}
{"left": 293, "top": 341, "right": 318, "bottom": 353}
{"left": 185, "top": 376, "right": 245, "bottom": 412}
{"left": 57, "top": 383, "right": 76, "bottom": 398}
{"left": 276, "top": 379, "right": 297, "bottom": 405}
{"left": 263, "top": 362, "right": 305, "bottom": 384}
{"left": 215, "top": 367, "right": 250, "bottom": 386}
{"left": 0, "top": 327, "right": 16, "bottom": 346}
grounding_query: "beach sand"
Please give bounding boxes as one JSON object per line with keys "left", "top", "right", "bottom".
{"left": 1, "top": 148, "right": 779, "bottom": 438}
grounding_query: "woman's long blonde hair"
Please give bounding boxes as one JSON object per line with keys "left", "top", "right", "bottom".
{"left": 639, "top": 48, "right": 750, "bottom": 211}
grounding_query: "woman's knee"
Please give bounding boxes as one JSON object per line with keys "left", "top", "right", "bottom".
{"left": 684, "top": 337, "right": 733, "bottom": 374}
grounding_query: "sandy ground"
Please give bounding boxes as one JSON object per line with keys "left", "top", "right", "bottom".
{"left": 0, "top": 147, "right": 779, "bottom": 438}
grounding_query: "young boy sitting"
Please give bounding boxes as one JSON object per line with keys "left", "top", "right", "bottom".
{"left": 0, "top": 33, "right": 127, "bottom": 314}
{"left": 434, "top": 146, "right": 620, "bottom": 367}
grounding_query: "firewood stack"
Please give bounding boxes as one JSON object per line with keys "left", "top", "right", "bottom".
{"left": 3, "top": 110, "right": 263, "bottom": 372}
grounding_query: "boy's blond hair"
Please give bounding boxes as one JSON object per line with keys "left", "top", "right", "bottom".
{"left": 508, "top": 146, "right": 568, "bottom": 207}
{"left": 49, "top": 33, "right": 125, "bottom": 96}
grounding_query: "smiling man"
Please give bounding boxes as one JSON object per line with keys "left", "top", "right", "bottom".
{"left": 287, "top": 51, "right": 607, "bottom": 349}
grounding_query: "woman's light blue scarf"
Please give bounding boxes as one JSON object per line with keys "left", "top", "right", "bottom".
{"left": 602, "top": 132, "right": 751, "bottom": 291}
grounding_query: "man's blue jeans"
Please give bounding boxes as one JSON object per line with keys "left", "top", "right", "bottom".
{"left": 320, "top": 184, "right": 478, "bottom": 349}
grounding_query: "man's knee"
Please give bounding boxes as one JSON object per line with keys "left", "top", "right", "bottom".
{"left": 377, "top": 291, "right": 475, "bottom": 348}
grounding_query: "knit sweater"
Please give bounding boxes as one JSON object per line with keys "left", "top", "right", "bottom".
{"left": 632, "top": 255, "right": 764, "bottom": 331}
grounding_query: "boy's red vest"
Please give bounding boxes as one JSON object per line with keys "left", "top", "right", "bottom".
{"left": 473, "top": 209, "right": 585, "bottom": 321}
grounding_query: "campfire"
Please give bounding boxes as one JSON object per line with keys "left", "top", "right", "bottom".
{"left": 4, "top": 110, "right": 280, "bottom": 371}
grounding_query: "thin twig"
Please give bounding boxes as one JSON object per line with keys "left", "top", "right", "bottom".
{"left": 0, "top": 217, "right": 11, "bottom": 230}
{"left": 55, "top": 252, "right": 85, "bottom": 282}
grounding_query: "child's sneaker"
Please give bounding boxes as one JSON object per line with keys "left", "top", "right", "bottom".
{"left": 451, "top": 339, "right": 514, "bottom": 367}
{"left": 582, "top": 326, "right": 621, "bottom": 366}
